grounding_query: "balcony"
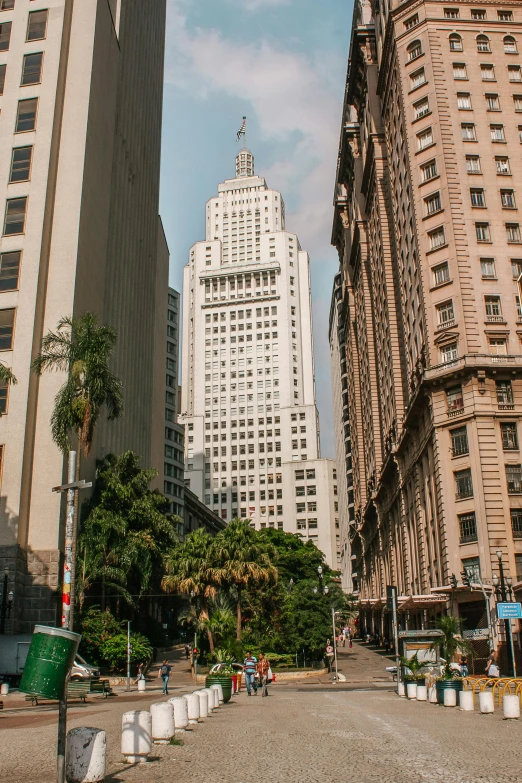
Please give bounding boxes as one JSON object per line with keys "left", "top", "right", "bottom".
{"left": 437, "top": 318, "right": 456, "bottom": 331}
{"left": 485, "top": 314, "right": 505, "bottom": 323}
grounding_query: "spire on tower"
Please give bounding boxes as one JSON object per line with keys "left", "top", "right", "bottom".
{"left": 236, "top": 148, "right": 254, "bottom": 178}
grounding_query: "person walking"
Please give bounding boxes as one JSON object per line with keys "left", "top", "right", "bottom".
{"left": 184, "top": 643, "right": 191, "bottom": 660}
{"left": 243, "top": 651, "right": 258, "bottom": 695}
{"left": 257, "top": 653, "right": 271, "bottom": 697}
{"left": 159, "top": 660, "right": 172, "bottom": 695}
{"left": 134, "top": 662, "right": 145, "bottom": 685}
{"left": 325, "top": 640, "right": 334, "bottom": 673}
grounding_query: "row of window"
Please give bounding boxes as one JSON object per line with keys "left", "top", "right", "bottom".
{"left": 406, "top": 30, "right": 518, "bottom": 55}
{"left": 434, "top": 257, "right": 522, "bottom": 287}
{"left": 407, "top": 8, "right": 516, "bottom": 27}
{"left": 459, "top": 508, "right": 522, "bottom": 546}
{"left": 453, "top": 62, "right": 522, "bottom": 83}
{"left": 205, "top": 307, "right": 278, "bottom": 321}
{"left": 0, "top": 9, "right": 47, "bottom": 49}
{"left": 418, "top": 122, "right": 522, "bottom": 150}
{"left": 436, "top": 294, "right": 520, "bottom": 325}
{"left": 423, "top": 186, "right": 518, "bottom": 217}
{"left": 425, "top": 219, "right": 522, "bottom": 254}
{"left": 447, "top": 380, "right": 514, "bottom": 415}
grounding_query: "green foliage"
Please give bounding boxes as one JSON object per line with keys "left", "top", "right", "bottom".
{"left": 0, "top": 362, "right": 16, "bottom": 388}
{"left": 78, "top": 606, "right": 122, "bottom": 666}
{"left": 100, "top": 632, "right": 152, "bottom": 672}
{"left": 430, "top": 615, "right": 473, "bottom": 679}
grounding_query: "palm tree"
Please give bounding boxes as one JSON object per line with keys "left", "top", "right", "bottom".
{"left": 31, "top": 313, "right": 123, "bottom": 455}
{"left": 0, "top": 362, "right": 16, "bottom": 387}
{"left": 163, "top": 529, "right": 221, "bottom": 653}
{"left": 430, "top": 615, "right": 473, "bottom": 677}
{"left": 213, "top": 518, "right": 277, "bottom": 640}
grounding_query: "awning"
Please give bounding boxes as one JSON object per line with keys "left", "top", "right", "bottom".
{"left": 398, "top": 594, "right": 448, "bottom": 611}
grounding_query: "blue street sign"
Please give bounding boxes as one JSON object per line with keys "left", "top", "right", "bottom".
{"left": 497, "top": 602, "right": 522, "bottom": 619}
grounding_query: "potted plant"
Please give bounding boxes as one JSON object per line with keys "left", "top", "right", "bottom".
{"left": 430, "top": 616, "right": 472, "bottom": 704}
{"left": 400, "top": 653, "right": 424, "bottom": 698}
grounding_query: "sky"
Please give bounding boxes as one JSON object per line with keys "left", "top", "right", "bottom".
{"left": 160, "top": 0, "right": 354, "bottom": 457}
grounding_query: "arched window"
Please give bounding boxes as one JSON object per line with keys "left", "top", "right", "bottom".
{"left": 504, "top": 36, "right": 518, "bottom": 54}
{"left": 449, "top": 33, "right": 463, "bottom": 52}
{"left": 407, "top": 40, "right": 423, "bottom": 62}
{"left": 477, "top": 35, "right": 490, "bottom": 52}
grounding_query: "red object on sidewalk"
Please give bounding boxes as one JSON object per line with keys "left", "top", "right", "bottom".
{"left": 231, "top": 674, "right": 237, "bottom": 693}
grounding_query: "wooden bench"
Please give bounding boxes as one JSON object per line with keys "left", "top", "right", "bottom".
{"left": 25, "top": 680, "right": 91, "bottom": 706}
{"left": 90, "top": 680, "right": 112, "bottom": 698}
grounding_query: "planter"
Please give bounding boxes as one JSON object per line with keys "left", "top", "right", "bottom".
{"left": 435, "top": 679, "right": 463, "bottom": 705}
{"left": 205, "top": 675, "right": 232, "bottom": 703}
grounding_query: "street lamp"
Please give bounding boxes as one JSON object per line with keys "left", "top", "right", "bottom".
{"left": 493, "top": 550, "right": 516, "bottom": 677}
{"left": 0, "top": 567, "right": 13, "bottom": 634}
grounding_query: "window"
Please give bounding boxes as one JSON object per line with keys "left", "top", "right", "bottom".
{"left": 451, "top": 426, "right": 469, "bottom": 456}
{"left": 475, "top": 222, "right": 490, "bottom": 242}
{"left": 504, "top": 36, "right": 517, "bottom": 54}
{"left": 0, "top": 0, "right": 15, "bottom": 10}
{"left": 455, "top": 468, "right": 473, "bottom": 499}
{"left": 414, "top": 97, "right": 430, "bottom": 119}
{"left": 485, "top": 94, "right": 500, "bottom": 111}
{"left": 501, "top": 422, "right": 519, "bottom": 451}
{"left": 0, "top": 20, "right": 11, "bottom": 51}
{"left": 477, "top": 35, "right": 490, "bottom": 53}
{"left": 437, "top": 300, "right": 454, "bottom": 324}
{"left": 410, "top": 68, "right": 426, "bottom": 90}
{"left": 407, "top": 40, "right": 422, "bottom": 61}
{"left": 421, "top": 159, "right": 438, "bottom": 181}
{"left": 441, "top": 341, "right": 458, "bottom": 363}
{"left": 461, "top": 123, "right": 476, "bottom": 141}
{"left": 489, "top": 337, "right": 507, "bottom": 355}
{"left": 9, "top": 146, "right": 32, "bottom": 183}
{"left": 496, "top": 380, "right": 513, "bottom": 406}
{"left": 447, "top": 385, "right": 464, "bottom": 412}
{"left": 3, "top": 198, "right": 27, "bottom": 235}
{"left": 490, "top": 125, "right": 505, "bottom": 142}
{"left": 404, "top": 14, "right": 419, "bottom": 30}
{"left": 498, "top": 10, "right": 513, "bottom": 22}
{"left": 506, "top": 464, "right": 522, "bottom": 494}
{"left": 482, "top": 64, "right": 496, "bottom": 81}
{"left": 511, "top": 510, "right": 522, "bottom": 539}
{"left": 417, "top": 127, "right": 433, "bottom": 150}
{"left": 0, "top": 309, "right": 15, "bottom": 350}
{"left": 459, "top": 512, "right": 478, "bottom": 543}
{"left": 507, "top": 224, "right": 521, "bottom": 243}
{"left": 470, "top": 188, "right": 485, "bottom": 207}
{"left": 306, "top": 469, "right": 316, "bottom": 480}
{"left": 425, "top": 191, "right": 442, "bottom": 214}
{"left": 0, "top": 251, "right": 20, "bottom": 291}
{"left": 433, "top": 262, "right": 450, "bottom": 286}
{"left": 485, "top": 295, "right": 502, "bottom": 318}
{"left": 457, "top": 92, "right": 472, "bottom": 110}
{"left": 26, "top": 9, "right": 48, "bottom": 41}
{"left": 429, "top": 226, "right": 446, "bottom": 249}
{"left": 453, "top": 63, "right": 467, "bottom": 80}
{"left": 471, "top": 9, "right": 486, "bottom": 20}
{"left": 512, "top": 259, "right": 522, "bottom": 279}
{"left": 501, "top": 190, "right": 516, "bottom": 209}
{"left": 508, "top": 66, "right": 522, "bottom": 82}
{"left": 0, "top": 63, "right": 5, "bottom": 95}
{"left": 514, "top": 96, "right": 522, "bottom": 113}
{"left": 450, "top": 34, "right": 463, "bottom": 52}
{"left": 444, "top": 8, "right": 459, "bottom": 18}
{"left": 21, "top": 53, "right": 43, "bottom": 86}
{"left": 466, "top": 155, "right": 481, "bottom": 173}
{"left": 462, "top": 557, "right": 481, "bottom": 583}
{"left": 495, "top": 157, "right": 510, "bottom": 174}
{"left": 519, "top": 126, "right": 522, "bottom": 144}
{"left": 480, "top": 258, "right": 496, "bottom": 278}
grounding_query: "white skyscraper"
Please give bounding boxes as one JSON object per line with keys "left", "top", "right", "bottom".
{"left": 180, "top": 148, "right": 339, "bottom": 568}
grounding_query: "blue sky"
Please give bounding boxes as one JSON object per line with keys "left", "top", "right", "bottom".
{"left": 160, "top": 0, "right": 353, "bottom": 457}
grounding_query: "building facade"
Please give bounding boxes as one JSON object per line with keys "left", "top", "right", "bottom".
{"left": 332, "top": 0, "right": 522, "bottom": 666}
{"left": 163, "top": 286, "right": 185, "bottom": 522}
{"left": 180, "top": 149, "right": 340, "bottom": 568}
{"left": 0, "top": 0, "right": 168, "bottom": 632}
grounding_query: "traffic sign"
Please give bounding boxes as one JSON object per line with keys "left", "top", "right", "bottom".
{"left": 497, "top": 602, "right": 522, "bottom": 619}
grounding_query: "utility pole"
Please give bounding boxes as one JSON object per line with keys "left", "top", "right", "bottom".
{"left": 331, "top": 608, "right": 339, "bottom": 683}
{"left": 126, "top": 621, "right": 131, "bottom": 692}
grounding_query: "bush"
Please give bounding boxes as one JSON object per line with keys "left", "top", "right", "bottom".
{"left": 79, "top": 607, "right": 122, "bottom": 666}
{"left": 100, "top": 632, "right": 153, "bottom": 673}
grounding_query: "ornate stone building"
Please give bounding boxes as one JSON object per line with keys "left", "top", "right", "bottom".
{"left": 331, "top": 0, "right": 522, "bottom": 667}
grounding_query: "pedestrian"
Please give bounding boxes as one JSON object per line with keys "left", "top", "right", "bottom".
{"left": 134, "top": 662, "right": 145, "bottom": 685}
{"left": 158, "top": 660, "right": 172, "bottom": 695}
{"left": 461, "top": 656, "right": 469, "bottom": 677}
{"left": 325, "top": 640, "right": 334, "bottom": 672}
{"left": 257, "top": 652, "right": 271, "bottom": 697}
{"left": 349, "top": 637, "right": 353, "bottom": 650}
{"left": 485, "top": 652, "right": 500, "bottom": 679}
{"left": 243, "top": 650, "right": 258, "bottom": 695}
{"left": 184, "top": 643, "right": 191, "bottom": 660}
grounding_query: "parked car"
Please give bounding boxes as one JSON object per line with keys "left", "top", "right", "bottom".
{"left": 70, "top": 654, "right": 100, "bottom": 681}
{"left": 209, "top": 662, "right": 244, "bottom": 675}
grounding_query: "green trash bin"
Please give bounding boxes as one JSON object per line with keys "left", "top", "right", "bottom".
{"left": 19, "top": 625, "right": 81, "bottom": 701}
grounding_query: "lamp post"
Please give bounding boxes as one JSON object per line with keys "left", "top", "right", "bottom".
{"left": 493, "top": 549, "right": 516, "bottom": 678}
{"left": 0, "top": 567, "right": 13, "bottom": 634}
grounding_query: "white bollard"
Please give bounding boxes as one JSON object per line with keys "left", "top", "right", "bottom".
{"left": 406, "top": 682, "right": 417, "bottom": 700}
{"left": 151, "top": 702, "right": 175, "bottom": 744}
{"left": 429, "top": 686, "right": 438, "bottom": 704}
{"left": 397, "top": 681, "right": 405, "bottom": 697}
{"left": 443, "top": 688, "right": 457, "bottom": 707}
{"left": 212, "top": 682, "right": 224, "bottom": 703}
{"left": 137, "top": 679, "right": 146, "bottom": 693}
{"left": 66, "top": 727, "right": 106, "bottom": 783}
{"left": 1, "top": 682, "right": 9, "bottom": 695}
{"left": 202, "top": 688, "right": 215, "bottom": 712}
{"left": 121, "top": 711, "right": 152, "bottom": 763}
{"left": 184, "top": 692, "right": 200, "bottom": 724}
{"left": 210, "top": 685, "right": 220, "bottom": 708}
{"left": 503, "top": 694, "right": 520, "bottom": 719}
{"left": 169, "top": 696, "right": 189, "bottom": 731}
{"left": 416, "top": 685, "right": 427, "bottom": 702}
{"left": 459, "top": 690, "right": 474, "bottom": 711}
{"left": 195, "top": 689, "right": 209, "bottom": 718}
{"left": 479, "top": 691, "right": 494, "bottom": 714}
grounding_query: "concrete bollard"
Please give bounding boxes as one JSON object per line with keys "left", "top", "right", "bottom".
{"left": 429, "top": 686, "right": 438, "bottom": 704}
{"left": 169, "top": 696, "right": 189, "bottom": 731}
{"left": 184, "top": 692, "right": 200, "bottom": 724}
{"left": 406, "top": 682, "right": 417, "bottom": 700}
{"left": 151, "top": 702, "right": 175, "bottom": 744}
{"left": 212, "top": 682, "right": 224, "bottom": 703}
{"left": 397, "top": 681, "right": 405, "bottom": 697}
{"left": 503, "top": 694, "right": 520, "bottom": 719}
{"left": 137, "top": 679, "right": 146, "bottom": 693}
{"left": 459, "top": 690, "right": 474, "bottom": 711}
{"left": 121, "top": 711, "right": 152, "bottom": 763}
{"left": 202, "top": 688, "right": 215, "bottom": 712}
{"left": 443, "top": 688, "right": 457, "bottom": 707}
{"left": 1, "top": 682, "right": 9, "bottom": 695}
{"left": 479, "top": 691, "right": 494, "bottom": 714}
{"left": 195, "top": 689, "right": 209, "bottom": 718}
{"left": 416, "top": 685, "right": 427, "bottom": 702}
{"left": 66, "top": 727, "right": 106, "bottom": 783}
{"left": 210, "top": 685, "right": 220, "bottom": 708}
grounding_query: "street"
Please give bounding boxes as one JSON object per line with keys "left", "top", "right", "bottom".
{"left": 1, "top": 643, "right": 521, "bottom": 783}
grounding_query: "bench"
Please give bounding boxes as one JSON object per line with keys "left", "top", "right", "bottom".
{"left": 25, "top": 680, "right": 91, "bottom": 706}
{"left": 90, "top": 680, "right": 112, "bottom": 698}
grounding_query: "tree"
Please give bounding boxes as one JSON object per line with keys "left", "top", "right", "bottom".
{"left": 78, "top": 606, "right": 122, "bottom": 666}
{"left": 430, "top": 615, "right": 473, "bottom": 678}
{"left": 213, "top": 519, "right": 278, "bottom": 640}
{"left": 257, "top": 528, "right": 334, "bottom": 584}
{"left": 31, "top": 313, "right": 123, "bottom": 455}
{"left": 0, "top": 362, "right": 16, "bottom": 388}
